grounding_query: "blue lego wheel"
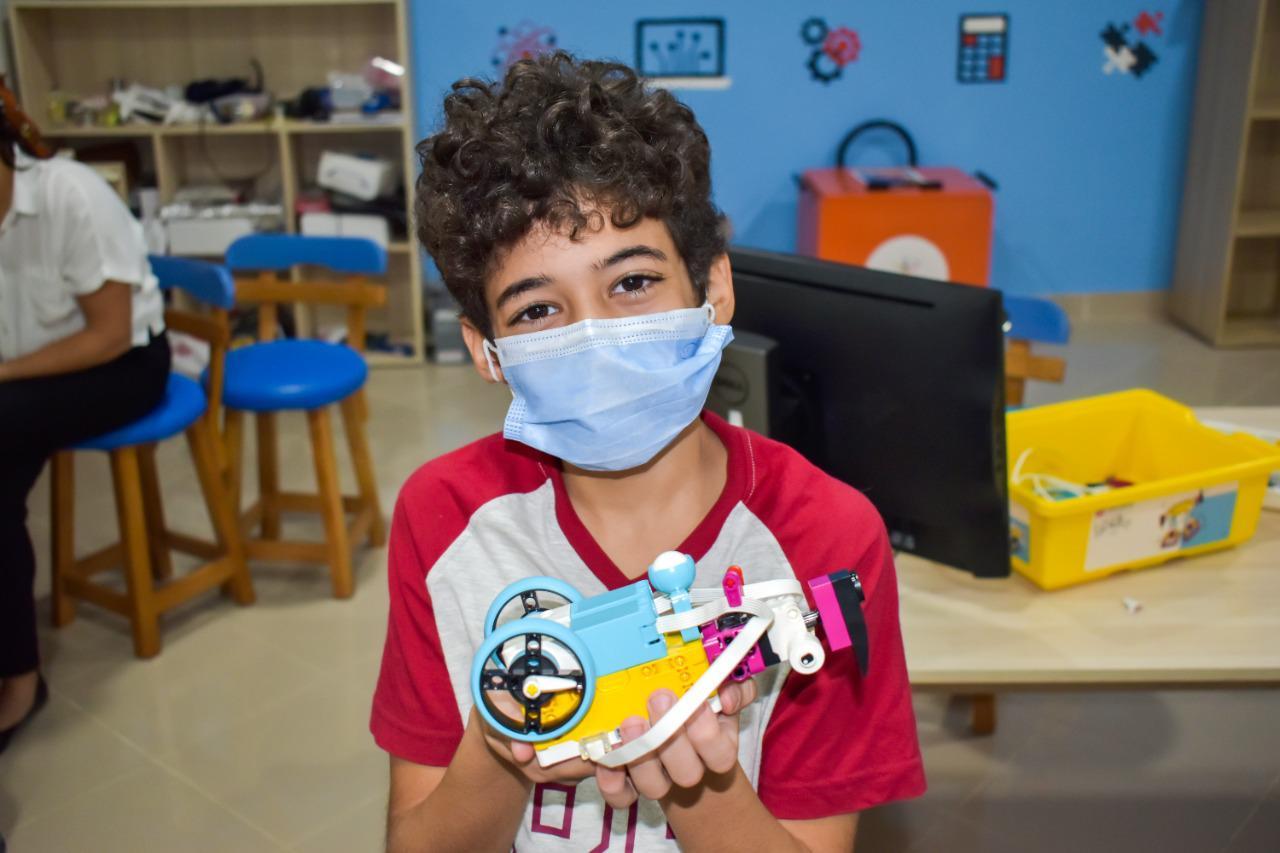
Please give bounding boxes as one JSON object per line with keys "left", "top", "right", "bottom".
{"left": 483, "top": 576, "right": 584, "bottom": 638}
{"left": 472, "top": 618, "right": 596, "bottom": 743}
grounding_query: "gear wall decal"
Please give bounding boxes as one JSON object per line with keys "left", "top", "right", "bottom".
{"left": 800, "top": 17, "right": 860, "bottom": 85}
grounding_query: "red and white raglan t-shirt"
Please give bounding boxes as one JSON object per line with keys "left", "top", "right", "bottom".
{"left": 371, "top": 411, "right": 925, "bottom": 850}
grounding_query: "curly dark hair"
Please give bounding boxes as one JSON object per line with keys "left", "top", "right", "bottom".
{"left": 416, "top": 51, "right": 726, "bottom": 339}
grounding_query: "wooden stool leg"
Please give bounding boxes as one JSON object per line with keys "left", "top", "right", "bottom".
{"left": 308, "top": 407, "right": 353, "bottom": 598}
{"left": 256, "top": 412, "right": 281, "bottom": 540}
{"left": 110, "top": 447, "right": 161, "bottom": 658}
{"left": 970, "top": 693, "right": 998, "bottom": 735}
{"left": 224, "top": 408, "right": 244, "bottom": 517}
{"left": 188, "top": 419, "right": 255, "bottom": 606}
{"left": 50, "top": 451, "right": 77, "bottom": 627}
{"left": 340, "top": 396, "right": 385, "bottom": 547}
{"left": 1004, "top": 340, "right": 1029, "bottom": 408}
{"left": 138, "top": 444, "right": 174, "bottom": 580}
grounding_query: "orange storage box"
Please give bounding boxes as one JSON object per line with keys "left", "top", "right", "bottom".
{"left": 797, "top": 165, "right": 994, "bottom": 286}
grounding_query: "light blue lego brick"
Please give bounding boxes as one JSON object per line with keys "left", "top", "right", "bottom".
{"left": 569, "top": 581, "right": 666, "bottom": 675}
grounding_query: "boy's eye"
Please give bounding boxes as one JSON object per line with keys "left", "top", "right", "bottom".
{"left": 612, "top": 274, "right": 662, "bottom": 297}
{"left": 511, "top": 302, "right": 560, "bottom": 326}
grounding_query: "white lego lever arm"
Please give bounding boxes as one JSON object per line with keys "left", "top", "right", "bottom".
{"left": 523, "top": 675, "right": 581, "bottom": 693}
{"left": 594, "top": 599, "right": 773, "bottom": 769}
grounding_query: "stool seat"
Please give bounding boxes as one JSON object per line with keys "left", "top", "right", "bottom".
{"left": 221, "top": 340, "right": 368, "bottom": 412}
{"left": 1003, "top": 294, "right": 1070, "bottom": 345}
{"left": 76, "top": 374, "right": 206, "bottom": 451}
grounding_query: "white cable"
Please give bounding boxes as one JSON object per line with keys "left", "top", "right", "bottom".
{"left": 687, "top": 579, "right": 805, "bottom": 605}
{"left": 1011, "top": 446, "right": 1034, "bottom": 486}
{"left": 594, "top": 599, "right": 773, "bottom": 769}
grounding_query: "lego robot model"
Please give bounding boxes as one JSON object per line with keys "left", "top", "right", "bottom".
{"left": 470, "top": 551, "right": 869, "bottom": 768}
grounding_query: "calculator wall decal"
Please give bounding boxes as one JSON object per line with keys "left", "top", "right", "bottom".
{"left": 957, "top": 14, "right": 1009, "bottom": 83}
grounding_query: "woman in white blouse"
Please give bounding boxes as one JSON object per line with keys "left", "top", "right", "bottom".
{"left": 0, "top": 81, "right": 169, "bottom": 752}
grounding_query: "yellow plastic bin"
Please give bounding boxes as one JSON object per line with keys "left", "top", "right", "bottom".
{"left": 1007, "top": 389, "right": 1280, "bottom": 589}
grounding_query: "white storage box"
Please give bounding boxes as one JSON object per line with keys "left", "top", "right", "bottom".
{"left": 299, "top": 212, "right": 390, "bottom": 247}
{"left": 317, "top": 151, "right": 397, "bottom": 201}
{"left": 165, "top": 218, "right": 254, "bottom": 256}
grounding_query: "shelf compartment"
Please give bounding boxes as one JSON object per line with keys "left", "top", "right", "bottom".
{"left": 1223, "top": 235, "right": 1280, "bottom": 345}
{"left": 12, "top": 1, "right": 397, "bottom": 12}
{"left": 1239, "top": 118, "right": 1280, "bottom": 217}
{"left": 157, "top": 132, "right": 284, "bottom": 205}
{"left": 1257, "top": 0, "right": 1280, "bottom": 103}
{"left": 13, "top": 2, "right": 399, "bottom": 122}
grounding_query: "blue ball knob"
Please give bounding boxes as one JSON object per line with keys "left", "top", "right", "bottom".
{"left": 648, "top": 551, "right": 696, "bottom": 595}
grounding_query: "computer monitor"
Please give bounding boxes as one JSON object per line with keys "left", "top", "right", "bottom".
{"left": 710, "top": 246, "right": 1010, "bottom": 578}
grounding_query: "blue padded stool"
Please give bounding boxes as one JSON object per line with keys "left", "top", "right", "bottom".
{"left": 50, "top": 256, "right": 255, "bottom": 659}
{"left": 223, "top": 234, "right": 388, "bottom": 599}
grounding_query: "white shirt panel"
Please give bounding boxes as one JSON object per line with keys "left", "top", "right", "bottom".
{"left": 0, "top": 154, "right": 164, "bottom": 361}
{"left": 426, "top": 483, "right": 798, "bottom": 852}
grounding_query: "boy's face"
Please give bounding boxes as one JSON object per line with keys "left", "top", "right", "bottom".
{"left": 461, "top": 212, "right": 733, "bottom": 384}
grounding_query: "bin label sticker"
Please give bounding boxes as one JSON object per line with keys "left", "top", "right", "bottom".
{"left": 1009, "top": 501, "right": 1030, "bottom": 563}
{"left": 1084, "top": 483, "right": 1238, "bottom": 572}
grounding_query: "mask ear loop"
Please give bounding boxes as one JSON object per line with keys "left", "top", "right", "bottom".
{"left": 703, "top": 302, "right": 716, "bottom": 324}
{"left": 482, "top": 339, "right": 502, "bottom": 383}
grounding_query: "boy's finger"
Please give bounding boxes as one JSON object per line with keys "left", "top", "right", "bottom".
{"left": 620, "top": 714, "right": 670, "bottom": 800}
{"left": 718, "top": 677, "right": 757, "bottom": 715}
{"left": 595, "top": 764, "right": 637, "bottom": 809}
{"left": 509, "top": 741, "right": 536, "bottom": 764}
{"left": 483, "top": 732, "right": 518, "bottom": 763}
{"left": 548, "top": 759, "right": 596, "bottom": 781}
{"left": 649, "top": 690, "right": 704, "bottom": 789}
{"left": 685, "top": 699, "right": 738, "bottom": 775}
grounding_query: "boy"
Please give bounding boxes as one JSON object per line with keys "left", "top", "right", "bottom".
{"left": 371, "top": 52, "right": 925, "bottom": 852}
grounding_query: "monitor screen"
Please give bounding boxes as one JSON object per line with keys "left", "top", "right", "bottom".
{"left": 712, "top": 247, "right": 1010, "bottom": 578}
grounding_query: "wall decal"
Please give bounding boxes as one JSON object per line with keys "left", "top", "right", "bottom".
{"left": 492, "top": 21, "right": 558, "bottom": 72}
{"left": 1101, "top": 11, "right": 1163, "bottom": 79}
{"left": 957, "top": 14, "right": 1009, "bottom": 83}
{"left": 800, "top": 17, "right": 861, "bottom": 85}
{"left": 1134, "top": 10, "right": 1164, "bottom": 36}
{"left": 635, "top": 18, "right": 726, "bottom": 78}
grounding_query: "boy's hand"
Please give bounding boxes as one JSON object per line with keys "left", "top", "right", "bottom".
{"left": 478, "top": 678, "right": 757, "bottom": 801}
{"left": 480, "top": 723, "right": 599, "bottom": 786}
{"left": 596, "top": 679, "right": 757, "bottom": 808}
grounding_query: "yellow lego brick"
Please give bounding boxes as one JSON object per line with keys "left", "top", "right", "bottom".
{"left": 538, "top": 635, "right": 712, "bottom": 755}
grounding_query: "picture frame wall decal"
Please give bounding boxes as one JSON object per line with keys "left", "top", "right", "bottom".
{"left": 635, "top": 18, "right": 726, "bottom": 79}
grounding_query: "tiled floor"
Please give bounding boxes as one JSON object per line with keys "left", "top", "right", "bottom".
{"left": 1, "top": 310, "right": 1278, "bottom": 851}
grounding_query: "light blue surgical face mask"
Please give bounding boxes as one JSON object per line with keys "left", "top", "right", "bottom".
{"left": 483, "top": 304, "right": 733, "bottom": 471}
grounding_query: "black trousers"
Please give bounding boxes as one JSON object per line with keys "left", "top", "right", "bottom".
{"left": 0, "top": 334, "right": 170, "bottom": 677}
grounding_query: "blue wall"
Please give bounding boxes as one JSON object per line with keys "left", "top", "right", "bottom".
{"left": 409, "top": 1, "right": 1203, "bottom": 296}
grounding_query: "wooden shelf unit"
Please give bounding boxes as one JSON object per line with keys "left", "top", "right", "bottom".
{"left": 8, "top": 0, "right": 424, "bottom": 364}
{"left": 1170, "top": 0, "right": 1280, "bottom": 347}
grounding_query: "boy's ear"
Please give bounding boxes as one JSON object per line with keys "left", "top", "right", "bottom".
{"left": 706, "top": 252, "right": 734, "bottom": 326}
{"left": 461, "top": 318, "right": 505, "bottom": 384}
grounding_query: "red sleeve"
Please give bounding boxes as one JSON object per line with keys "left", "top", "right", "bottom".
{"left": 756, "top": 495, "right": 926, "bottom": 819}
{"left": 369, "top": 473, "right": 467, "bottom": 766}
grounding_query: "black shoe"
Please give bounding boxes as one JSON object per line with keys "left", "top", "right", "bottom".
{"left": 0, "top": 674, "right": 49, "bottom": 756}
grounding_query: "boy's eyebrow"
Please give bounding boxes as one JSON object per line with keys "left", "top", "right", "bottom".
{"left": 595, "top": 245, "right": 668, "bottom": 270}
{"left": 495, "top": 274, "right": 553, "bottom": 310}
{"left": 494, "top": 246, "right": 668, "bottom": 310}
